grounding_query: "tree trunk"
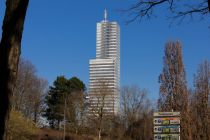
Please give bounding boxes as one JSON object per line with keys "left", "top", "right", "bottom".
{"left": 0, "top": 0, "right": 29, "bottom": 139}
{"left": 98, "top": 129, "right": 101, "bottom": 140}
{"left": 34, "top": 107, "right": 37, "bottom": 123}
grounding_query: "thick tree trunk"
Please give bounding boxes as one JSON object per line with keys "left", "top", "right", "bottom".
{"left": 208, "top": 0, "right": 210, "bottom": 11}
{"left": 0, "top": 0, "right": 29, "bottom": 139}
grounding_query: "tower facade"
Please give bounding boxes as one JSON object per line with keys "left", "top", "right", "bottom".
{"left": 89, "top": 10, "right": 120, "bottom": 115}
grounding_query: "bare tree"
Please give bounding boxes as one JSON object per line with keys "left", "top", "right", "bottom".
{"left": 31, "top": 78, "right": 48, "bottom": 124}
{"left": 12, "top": 58, "right": 48, "bottom": 124}
{"left": 121, "top": 85, "right": 153, "bottom": 140}
{"left": 191, "top": 60, "right": 210, "bottom": 140}
{"left": 65, "top": 91, "right": 86, "bottom": 134}
{"left": 12, "top": 58, "right": 36, "bottom": 111}
{"left": 158, "top": 41, "right": 192, "bottom": 140}
{"left": 88, "top": 80, "right": 115, "bottom": 140}
{"left": 0, "top": 0, "right": 29, "bottom": 138}
{"left": 125, "top": 0, "right": 210, "bottom": 23}
{"left": 121, "top": 86, "right": 146, "bottom": 128}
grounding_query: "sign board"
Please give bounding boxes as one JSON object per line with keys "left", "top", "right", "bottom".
{"left": 154, "top": 134, "right": 180, "bottom": 140}
{"left": 154, "top": 125, "right": 180, "bottom": 133}
{"left": 153, "top": 112, "right": 180, "bottom": 140}
{"left": 154, "top": 112, "right": 180, "bottom": 117}
{"left": 154, "top": 117, "right": 180, "bottom": 125}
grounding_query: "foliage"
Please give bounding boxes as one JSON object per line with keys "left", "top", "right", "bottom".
{"left": 7, "top": 110, "right": 38, "bottom": 140}
{"left": 44, "top": 76, "right": 85, "bottom": 129}
{"left": 44, "top": 76, "right": 69, "bottom": 128}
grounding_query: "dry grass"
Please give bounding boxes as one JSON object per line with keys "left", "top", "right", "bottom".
{"left": 34, "top": 128, "right": 96, "bottom": 140}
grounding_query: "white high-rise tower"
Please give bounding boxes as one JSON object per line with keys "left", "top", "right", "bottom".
{"left": 89, "top": 10, "right": 120, "bottom": 115}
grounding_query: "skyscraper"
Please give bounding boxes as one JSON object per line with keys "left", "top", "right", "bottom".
{"left": 89, "top": 10, "right": 120, "bottom": 115}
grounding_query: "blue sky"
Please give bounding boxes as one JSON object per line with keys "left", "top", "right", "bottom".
{"left": 0, "top": 0, "right": 210, "bottom": 101}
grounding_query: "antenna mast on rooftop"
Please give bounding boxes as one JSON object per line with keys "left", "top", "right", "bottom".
{"left": 104, "top": 9, "right": 108, "bottom": 21}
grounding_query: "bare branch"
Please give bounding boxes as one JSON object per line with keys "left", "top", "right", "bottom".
{"left": 124, "top": 0, "right": 210, "bottom": 24}
{"left": 125, "top": 0, "right": 169, "bottom": 23}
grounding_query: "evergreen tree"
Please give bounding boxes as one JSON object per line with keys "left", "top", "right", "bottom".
{"left": 44, "top": 76, "right": 85, "bottom": 129}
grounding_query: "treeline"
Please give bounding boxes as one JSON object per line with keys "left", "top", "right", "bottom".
{"left": 7, "top": 40, "right": 210, "bottom": 140}
{"left": 43, "top": 41, "right": 208, "bottom": 140}
{"left": 44, "top": 77, "right": 153, "bottom": 140}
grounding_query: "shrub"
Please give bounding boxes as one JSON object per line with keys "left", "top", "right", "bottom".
{"left": 6, "top": 110, "right": 38, "bottom": 140}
